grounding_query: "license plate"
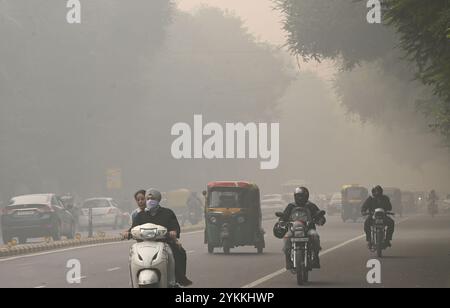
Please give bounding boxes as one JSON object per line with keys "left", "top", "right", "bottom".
{"left": 292, "top": 238, "right": 309, "bottom": 242}
{"left": 15, "top": 210, "right": 35, "bottom": 216}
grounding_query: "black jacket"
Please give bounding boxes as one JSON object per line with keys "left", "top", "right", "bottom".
{"left": 282, "top": 201, "right": 322, "bottom": 229}
{"left": 130, "top": 206, "right": 181, "bottom": 239}
{"left": 361, "top": 195, "right": 392, "bottom": 214}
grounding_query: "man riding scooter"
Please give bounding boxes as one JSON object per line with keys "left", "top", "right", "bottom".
{"left": 130, "top": 188, "right": 193, "bottom": 287}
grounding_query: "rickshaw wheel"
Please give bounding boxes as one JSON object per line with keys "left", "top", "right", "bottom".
{"left": 208, "top": 244, "right": 214, "bottom": 254}
{"left": 223, "top": 246, "right": 230, "bottom": 255}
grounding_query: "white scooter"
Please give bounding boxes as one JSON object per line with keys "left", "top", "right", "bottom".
{"left": 129, "top": 223, "right": 176, "bottom": 288}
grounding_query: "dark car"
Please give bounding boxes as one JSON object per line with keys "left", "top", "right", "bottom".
{"left": 1, "top": 194, "right": 76, "bottom": 244}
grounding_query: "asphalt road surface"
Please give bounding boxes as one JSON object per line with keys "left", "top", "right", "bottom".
{"left": 0, "top": 213, "right": 449, "bottom": 288}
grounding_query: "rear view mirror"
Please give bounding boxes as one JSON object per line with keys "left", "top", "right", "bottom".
{"left": 275, "top": 212, "right": 284, "bottom": 218}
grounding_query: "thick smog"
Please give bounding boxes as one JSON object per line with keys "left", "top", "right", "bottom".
{"left": 0, "top": 0, "right": 449, "bottom": 294}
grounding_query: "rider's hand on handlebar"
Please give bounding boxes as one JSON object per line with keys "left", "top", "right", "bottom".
{"left": 169, "top": 231, "right": 177, "bottom": 240}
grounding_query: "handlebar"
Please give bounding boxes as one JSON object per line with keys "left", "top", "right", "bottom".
{"left": 362, "top": 211, "right": 395, "bottom": 217}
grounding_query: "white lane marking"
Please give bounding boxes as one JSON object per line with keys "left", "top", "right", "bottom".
{"left": 34, "top": 285, "right": 46, "bottom": 288}
{"left": 107, "top": 267, "right": 121, "bottom": 272}
{"left": 242, "top": 217, "right": 410, "bottom": 288}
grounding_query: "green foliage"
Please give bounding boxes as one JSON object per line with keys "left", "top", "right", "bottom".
{"left": 275, "top": 0, "right": 450, "bottom": 146}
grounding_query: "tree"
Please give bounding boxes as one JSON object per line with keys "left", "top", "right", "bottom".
{"left": 384, "top": 0, "right": 450, "bottom": 144}
{"left": 0, "top": 0, "right": 173, "bottom": 197}
{"left": 275, "top": 0, "right": 450, "bottom": 146}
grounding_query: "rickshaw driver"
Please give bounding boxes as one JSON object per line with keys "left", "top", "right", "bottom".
{"left": 281, "top": 187, "right": 326, "bottom": 270}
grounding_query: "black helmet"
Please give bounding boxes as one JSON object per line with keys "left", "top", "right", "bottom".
{"left": 273, "top": 222, "right": 288, "bottom": 239}
{"left": 294, "top": 187, "right": 309, "bottom": 205}
{"left": 372, "top": 186, "right": 383, "bottom": 197}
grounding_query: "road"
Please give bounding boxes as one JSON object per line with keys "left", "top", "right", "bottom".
{"left": 0, "top": 213, "right": 449, "bottom": 288}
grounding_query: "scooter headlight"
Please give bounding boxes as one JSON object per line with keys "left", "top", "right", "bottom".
{"left": 140, "top": 228, "right": 157, "bottom": 239}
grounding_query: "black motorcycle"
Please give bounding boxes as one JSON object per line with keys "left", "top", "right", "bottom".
{"left": 275, "top": 209, "right": 326, "bottom": 285}
{"left": 364, "top": 209, "right": 395, "bottom": 258}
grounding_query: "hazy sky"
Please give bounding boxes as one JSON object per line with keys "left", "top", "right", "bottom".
{"left": 176, "top": 0, "right": 337, "bottom": 80}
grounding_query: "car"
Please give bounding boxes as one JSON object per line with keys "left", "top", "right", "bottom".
{"left": 78, "top": 198, "right": 126, "bottom": 230}
{"left": 1, "top": 194, "right": 76, "bottom": 244}
{"left": 327, "top": 193, "right": 342, "bottom": 216}
{"left": 261, "top": 194, "right": 284, "bottom": 208}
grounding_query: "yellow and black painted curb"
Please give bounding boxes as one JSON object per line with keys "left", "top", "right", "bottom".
{"left": 0, "top": 211, "right": 277, "bottom": 258}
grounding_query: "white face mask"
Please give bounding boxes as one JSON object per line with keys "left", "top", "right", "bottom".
{"left": 146, "top": 199, "right": 159, "bottom": 209}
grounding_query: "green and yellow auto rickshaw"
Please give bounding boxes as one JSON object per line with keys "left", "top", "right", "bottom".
{"left": 204, "top": 181, "right": 265, "bottom": 254}
{"left": 341, "top": 185, "right": 369, "bottom": 222}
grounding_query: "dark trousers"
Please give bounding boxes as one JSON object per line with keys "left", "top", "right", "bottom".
{"left": 168, "top": 242, "right": 187, "bottom": 282}
{"left": 364, "top": 216, "right": 395, "bottom": 241}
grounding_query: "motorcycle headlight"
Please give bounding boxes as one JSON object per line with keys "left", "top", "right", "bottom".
{"left": 210, "top": 216, "right": 217, "bottom": 224}
{"left": 237, "top": 216, "right": 245, "bottom": 224}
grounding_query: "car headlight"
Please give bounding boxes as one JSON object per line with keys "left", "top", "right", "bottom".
{"left": 210, "top": 217, "right": 217, "bottom": 224}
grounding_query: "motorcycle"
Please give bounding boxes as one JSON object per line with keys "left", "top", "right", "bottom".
{"left": 129, "top": 223, "right": 176, "bottom": 288}
{"left": 275, "top": 209, "right": 326, "bottom": 286}
{"left": 364, "top": 209, "right": 395, "bottom": 258}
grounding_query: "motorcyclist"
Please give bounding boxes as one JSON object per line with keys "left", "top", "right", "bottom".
{"left": 183, "top": 192, "right": 203, "bottom": 225}
{"left": 280, "top": 187, "right": 326, "bottom": 270}
{"left": 361, "top": 186, "right": 395, "bottom": 248}
{"left": 130, "top": 188, "right": 193, "bottom": 287}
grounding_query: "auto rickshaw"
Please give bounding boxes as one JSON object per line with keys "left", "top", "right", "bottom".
{"left": 384, "top": 187, "right": 402, "bottom": 217}
{"left": 341, "top": 185, "right": 369, "bottom": 222}
{"left": 204, "top": 181, "right": 265, "bottom": 254}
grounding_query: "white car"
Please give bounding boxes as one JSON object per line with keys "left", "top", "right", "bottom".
{"left": 261, "top": 194, "right": 284, "bottom": 208}
{"left": 78, "top": 198, "right": 126, "bottom": 230}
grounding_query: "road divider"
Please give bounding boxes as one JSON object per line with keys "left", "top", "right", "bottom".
{"left": 0, "top": 208, "right": 281, "bottom": 258}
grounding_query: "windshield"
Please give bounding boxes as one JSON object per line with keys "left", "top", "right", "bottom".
{"left": 290, "top": 207, "right": 312, "bottom": 222}
{"left": 209, "top": 188, "right": 255, "bottom": 209}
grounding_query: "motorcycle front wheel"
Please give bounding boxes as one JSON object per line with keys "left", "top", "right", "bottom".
{"left": 376, "top": 230, "right": 383, "bottom": 258}
{"left": 296, "top": 250, "right": 308, "bottom": 285}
